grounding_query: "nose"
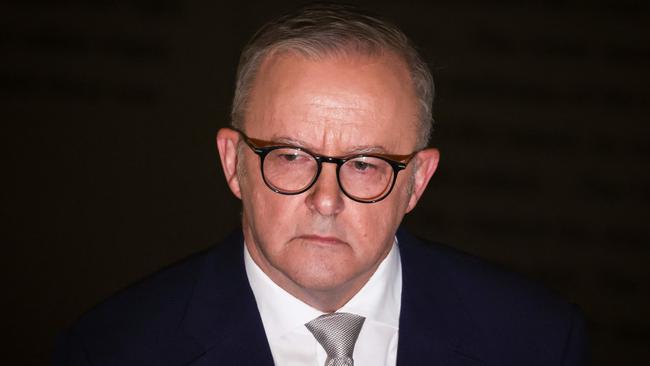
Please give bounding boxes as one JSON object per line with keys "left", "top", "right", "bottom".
{"left": 305, "top": 163, "right": 345, "bottom": 216}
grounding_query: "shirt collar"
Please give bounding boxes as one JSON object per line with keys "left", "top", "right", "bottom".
{"left": 340, "top": 238, "right": 401, "bottom": 328}
{"left": 244, "top": 238, "right": 402, "bottom": 341}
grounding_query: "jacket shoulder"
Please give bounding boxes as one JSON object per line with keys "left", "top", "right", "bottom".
{"left": 54, "top": 235, "right": 243, "bottom": 366}
{"left": 398, "top": 231, "right": 588, "bottom": 365}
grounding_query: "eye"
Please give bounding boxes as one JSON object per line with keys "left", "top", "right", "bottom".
{"left": 269, "top": 148, "right": 312, "bottom": 165}
{"left": 279, "top": 153, "right": 299, "bottom": 162}
{"left": 352, "top": 161, "right": 374, "bottom": 171}
{"left": 348, "top": 158, "right": 381, "bottom": 173}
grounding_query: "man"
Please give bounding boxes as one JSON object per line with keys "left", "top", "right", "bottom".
{"left": 54, "top": 4, "right": 588, "bottom": 366}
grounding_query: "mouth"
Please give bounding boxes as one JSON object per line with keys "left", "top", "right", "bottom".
{"left": 296, "top": 234, "right": 347, "bottom": 246}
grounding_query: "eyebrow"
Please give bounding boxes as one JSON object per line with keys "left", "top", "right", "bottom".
{"left": 271, "top": 135, "right": 390, "bottom": 155}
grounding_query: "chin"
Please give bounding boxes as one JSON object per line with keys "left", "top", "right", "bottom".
{"left": 295, "top": 277, "right": 350, "bottom": 295}
{"left": 289, "top": 263, "right": 358, "bottom": 292}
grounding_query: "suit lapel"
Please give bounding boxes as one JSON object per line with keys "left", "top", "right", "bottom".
{"left": 396, "top": 230, "right": 486, "bottom": 366}
{"left": 182, "top": 230, "right": 275, "bottom": 366}
{"left": 171, "top": 229, "right": 487, "bottom": 366}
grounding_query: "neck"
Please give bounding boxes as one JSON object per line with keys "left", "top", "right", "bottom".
{"left": 251, "top": 247, "right": 375, "bottom": 312}
{"left": 288, "top": 278, "right": 368, "bottom": 313}
{"left": 243, "top": 228, "right": 382, "bottom": 313}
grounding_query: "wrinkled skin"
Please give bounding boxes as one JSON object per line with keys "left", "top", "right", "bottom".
{"left": 217, "top": 51, "right": 439, "bottom": 311}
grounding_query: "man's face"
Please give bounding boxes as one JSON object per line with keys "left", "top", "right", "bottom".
{"left": 218, "top": 51, "right": 438, "bottom": 309}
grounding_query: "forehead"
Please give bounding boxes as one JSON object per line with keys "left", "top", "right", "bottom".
{"left": 244, "top": 51, "right": 420, "bottom": 154}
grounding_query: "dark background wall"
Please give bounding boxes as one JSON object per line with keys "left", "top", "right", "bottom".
{"left": 2, "top": 0, "right": 648, "bottom": 364}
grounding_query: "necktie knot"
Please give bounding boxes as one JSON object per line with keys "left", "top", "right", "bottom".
{"left": 305, "top": 312, "right": 365, "bottom": 366}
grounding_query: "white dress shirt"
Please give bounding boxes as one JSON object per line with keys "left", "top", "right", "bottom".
{"left": 244, "top": 239, "right": 402, "bottom": 366}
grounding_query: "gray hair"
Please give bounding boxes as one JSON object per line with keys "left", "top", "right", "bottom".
{"left": 231, "top": 4, "right": 434, "bottom": 149}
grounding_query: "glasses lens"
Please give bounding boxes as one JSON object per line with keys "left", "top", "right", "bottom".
{"left": 339, "top": 156, "right": 394, "bottom": 201}
{"left": 263, "top": 148, "right": 318, "bottom": 193}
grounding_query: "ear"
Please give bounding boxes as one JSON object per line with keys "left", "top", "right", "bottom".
{"left": 406, "top": 148, "right": 440, "bottom": 213}
{"left": 216, "top": 128, "right": 243, "bottom": 199}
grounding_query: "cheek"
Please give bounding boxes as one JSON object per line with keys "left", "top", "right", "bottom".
{"left": 240, "top": 155, "right": 272, "bottom": 207}
{"left": 354, "top": 184, "right": 410, "bottom": 243}
{"left": 346, "top": 205, "right": 397, "bottom": 250}
{"left": 392, "top": 172, "right": 416, "bottom": 210}
{"left": 242, "top": 172, "right": 301, "bottom": 236}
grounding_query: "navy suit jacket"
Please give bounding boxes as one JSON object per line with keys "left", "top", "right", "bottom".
{"left": 53, "top": 229, "right": 589, "bottom": 365}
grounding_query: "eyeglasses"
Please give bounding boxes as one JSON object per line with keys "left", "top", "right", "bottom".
{"left": 236, "top": 129, "right": 417, "bottom": 203}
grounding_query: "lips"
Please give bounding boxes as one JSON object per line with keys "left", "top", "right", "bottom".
{"left": 296, "top": 234, "right": 347, "bottom": 245}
